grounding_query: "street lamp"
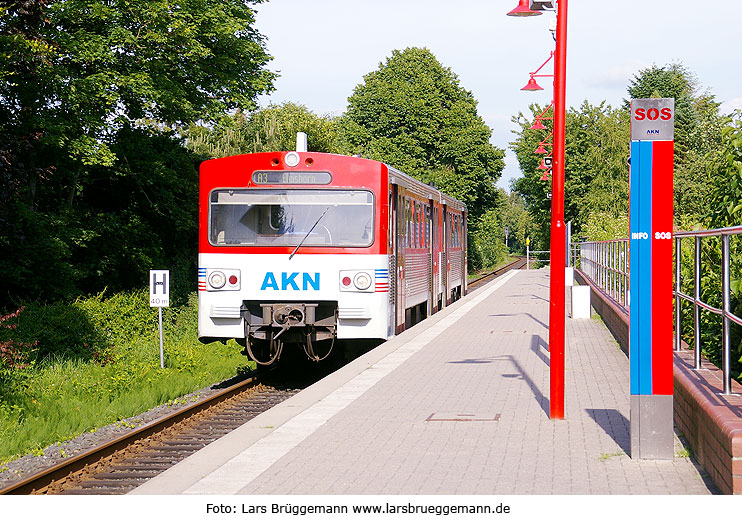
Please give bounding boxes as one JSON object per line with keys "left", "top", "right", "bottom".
{"left": 508, "top": 0, "right": 568, "bottom": 420}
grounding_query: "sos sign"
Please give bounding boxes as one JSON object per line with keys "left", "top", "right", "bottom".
{"left": 630, "top": 98, "right": 674, "bottom": 141}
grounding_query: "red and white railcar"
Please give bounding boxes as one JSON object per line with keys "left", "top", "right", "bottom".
{"left": 198, "top": 150, "right": 467, "bottom": 365}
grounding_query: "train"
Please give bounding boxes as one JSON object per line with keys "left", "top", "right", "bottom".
{"left": 197, "top": 148, "right": 468, "bottom": 366}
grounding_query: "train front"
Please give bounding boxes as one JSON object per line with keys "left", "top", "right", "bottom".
{"left": 197, "top": 151, "right": 391, "bottom": 366}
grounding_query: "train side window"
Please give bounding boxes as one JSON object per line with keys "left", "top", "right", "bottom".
{"left": 405, "top": 199, "right": 410, "bottom": 248}
{"left": 411, "top": 200, "right": 415, "bottom": 248}
{"left": 425, "top": 206, "right": 430, "bottom": 248}
{"left": 416, "top": 203, "right": 421, "bottom": 249}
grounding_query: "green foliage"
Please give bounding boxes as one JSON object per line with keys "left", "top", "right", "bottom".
{"left": 500, "top": 191, "right": 534, "bottom": 254}
{"left": 707, "top": 111, "right": 742, "bottom": 227}
{"left": 338, "top": 47, "right": 505, "bottom": 220}
{"left": 626, "top": 63, "right": 725, "bottom": 222}
{"left": 511, "top": 101, "right": 629, "bottom": 251}
{"left": 0, "top": 291, "right": 246, "bottom": 462}
{"left": 468, "top": 206, "right": 509, "bottom": 271}
{"left": 0, "top": 0, "right": 275, "bottom": 308}
{"left": 186, "top": 102, "right": 339, "bottom": 158}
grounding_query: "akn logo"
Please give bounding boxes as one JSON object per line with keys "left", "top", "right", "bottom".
{"left": 261, "top": 272, "right": 320, "bottom": 291}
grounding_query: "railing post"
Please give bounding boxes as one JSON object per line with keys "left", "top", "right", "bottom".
{"left": 694, "top": 236, "right": 702, "bottom": 369}
{"left": 721, "top": 234, "right": 731, "bottom": 395}
{"left": 675, "top": 236, "right": 681, "bottom": 352}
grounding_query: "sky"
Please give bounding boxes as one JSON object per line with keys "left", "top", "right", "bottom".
{"left": 253, "top": 0, "right": 742, "bottom": 191}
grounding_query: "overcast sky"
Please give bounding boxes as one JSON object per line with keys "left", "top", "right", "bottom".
{"left": 254, "top": 1, "right": 742, "bottom": 190}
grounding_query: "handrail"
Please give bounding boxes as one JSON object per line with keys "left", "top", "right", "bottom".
{"left": 574, "top": 239, "right": 629, "bottom": 309}
{"left": 574, "top": 226, "right": 742, "bottom": 396}
{"left": 674, "top": 231, "right": 742, "bottom": 395}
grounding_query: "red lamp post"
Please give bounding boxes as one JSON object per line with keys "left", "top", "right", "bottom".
{"left": 508, "top": 0, "right": 568, "bottom": 420}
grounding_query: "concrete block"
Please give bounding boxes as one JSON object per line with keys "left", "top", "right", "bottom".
{"left": 571, "top": 285, "right": 590, "bottom": 318}
{"left": 565, "top": 266, "right": 574, "bottom": 286}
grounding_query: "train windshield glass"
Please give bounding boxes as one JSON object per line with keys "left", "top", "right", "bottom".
{"left": 209, "top": 189, "right": 374, "bottom": 247}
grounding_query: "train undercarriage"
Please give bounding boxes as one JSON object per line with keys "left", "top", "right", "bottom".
{"left": 241, "top": 301, "right": 338, "bottom": 366}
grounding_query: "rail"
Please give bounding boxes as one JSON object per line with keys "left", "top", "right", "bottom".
{"left": 575, "top": 239, "right": 629, "bottom": 309}
{"left": 574, "top": 225, "right": 742, "bottom": 396}
{"left": 674, "top": 226, "right": 742, "bottom": 395}
{"left": 525, "top": 246, "right": 550, "bottom": 269}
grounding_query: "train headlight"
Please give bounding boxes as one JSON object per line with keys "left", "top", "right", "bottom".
{"left": 285, "top": 151, "right": 300, "bottom": 167}
{"left": 353, "top": 272, "right": 371, "bottom": 290}
{"left": 339, "top": 270, "right": 374, "bottom": 292}
{"left": 208, "top": 270, "right": 226, "bottom": 289}
{"left": 203, "top": 269, "right": 240, "bottom": 291}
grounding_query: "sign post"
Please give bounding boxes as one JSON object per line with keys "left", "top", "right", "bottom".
{"left": 629, "top": 98, "right": 674, "bottom": 459}
{"left": 149, "top": 270, "right": 170, "bottom": 368}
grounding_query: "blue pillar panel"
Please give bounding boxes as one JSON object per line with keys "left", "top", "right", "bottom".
{"left": 629, "top": 140, "right": 654, "bottom": 395}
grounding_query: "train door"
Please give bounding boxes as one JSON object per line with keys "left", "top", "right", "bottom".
{"left": 395, "top": 190, "right": 406, "bottom": 334}
{"left": 389, "top": 186, "right": 397, "bottom": 336}
{"left": 462, "top": 210, "right": 468, "bottom": 296}
{"left": 429, "top": 199, "right": 438, "bottom": 314}
{"left": 442, "top": 205, "right": 449, "bottom": 306}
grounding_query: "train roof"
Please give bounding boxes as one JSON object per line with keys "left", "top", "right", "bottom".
{"left": 200, "top": 151, "right": 467, "bottom": 213}
{"left": 386, "top": 164, "right": 466, "bottom": 213}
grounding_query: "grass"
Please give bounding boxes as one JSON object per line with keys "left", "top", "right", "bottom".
{"left": 598, "top": 451, "right": 625, "bottom": 461}
{"left": 0, "top": 290, "right": 247, "bottom": 464}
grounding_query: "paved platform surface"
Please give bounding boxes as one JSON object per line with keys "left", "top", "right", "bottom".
{"left": 132, "top": 269, "right": 717, "bottom": 495}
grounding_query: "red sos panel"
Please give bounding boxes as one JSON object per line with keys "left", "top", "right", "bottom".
{"left": 629, "top": 97, "right": 675, "bottom": 460}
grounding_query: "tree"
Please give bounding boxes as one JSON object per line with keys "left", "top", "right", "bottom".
{"left": 186, "top": 102, "right": 339, "bottom": 158}
{"left": 511, "top": 101, "right": 629, "bottom": 248}
{"left": 0, "top": 0, "right": 276, "bottom": 306}
{"left": 338, "top": 47, "right": 504, "bottom": 220}
{"left": 707, "top": 110, "right": 742, "bottom": 228}
{"left": 626, "top": 63, "right": 724, "bottom": 222}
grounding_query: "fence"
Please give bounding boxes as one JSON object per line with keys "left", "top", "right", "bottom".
{"left": 674, "top": 226, "right": 742, "bottom": 395}
{"left": 575, "top": 239, "right": 629, "bottom": 309}
{"left": 574, "top": 226, "right": 741, "bottom": 395}
{"left": 525, "top": 245, "right": 550, "bottom": 270}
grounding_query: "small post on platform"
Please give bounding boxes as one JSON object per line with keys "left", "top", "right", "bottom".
{"left": 149, "top": 270, "right": 170, "bottom": 369}
{"left": 629, "top": 98, "right": 675, "bottom": 459}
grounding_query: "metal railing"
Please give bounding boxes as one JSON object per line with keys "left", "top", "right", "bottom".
{"left": 674, "top": 226, "right": 742, "bottom": 395}
{"left": 574, "top": 226, "right": 742, "bottom": 396}
{"left": 525, "top": 245, "right": 550, "bottom": 269}
{"left": 575, "top": 239, "right": 629, "bottom": 309}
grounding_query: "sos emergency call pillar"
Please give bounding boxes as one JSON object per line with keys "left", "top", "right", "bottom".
{"left": 629, "top": 97, "right": 675, "bottom": 460}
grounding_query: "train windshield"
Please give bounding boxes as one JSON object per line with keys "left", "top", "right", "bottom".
{"left": 209, "top": 189, "right": 374, "bottom": 247}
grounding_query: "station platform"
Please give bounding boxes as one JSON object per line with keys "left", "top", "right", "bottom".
{"left": 131, "top": 269, "right": 716, "bottom": 495}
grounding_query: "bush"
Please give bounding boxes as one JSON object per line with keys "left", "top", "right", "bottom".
{"left": 469, "top": 209, "right": 509, "bottom": 271}
{"left": 0, "top": 290, "right": 246, "bottom": 462}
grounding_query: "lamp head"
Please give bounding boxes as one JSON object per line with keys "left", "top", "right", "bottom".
{"left": 507, "top": 0, "right": 542, "bottom": 16}
{"left": 521, "top": 75, "right": 544, "bottom": 91}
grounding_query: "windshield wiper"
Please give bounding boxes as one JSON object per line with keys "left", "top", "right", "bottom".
{"left": 289, "top": 206, "right": 330, "bottom": 260}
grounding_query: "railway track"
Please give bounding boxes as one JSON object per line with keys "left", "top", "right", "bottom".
{"left": 0, "top": 372, "right": 306, "bottom": 495}
{"left": 467, "top": 256, "right": 527, "bottom": 291}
